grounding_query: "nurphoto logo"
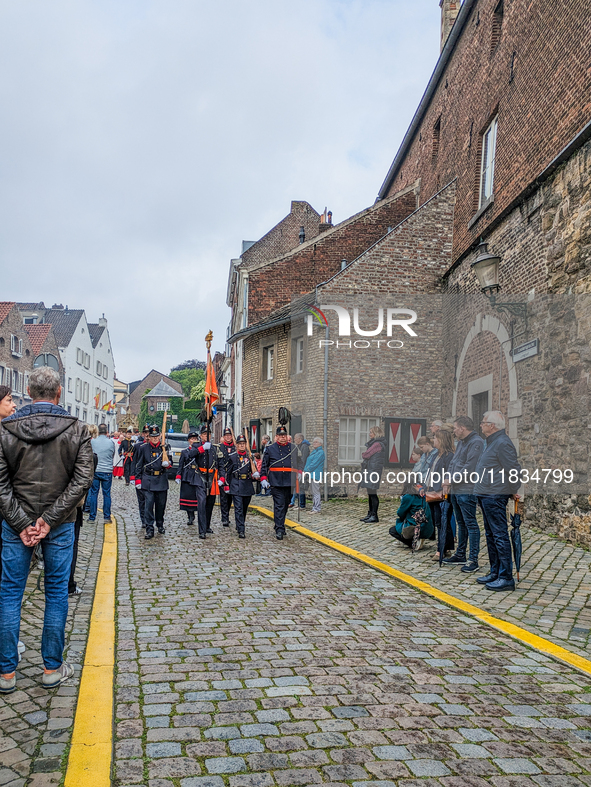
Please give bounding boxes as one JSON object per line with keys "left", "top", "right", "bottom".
{"left": 306, "top": 305, "right": 418, "bottom": 349}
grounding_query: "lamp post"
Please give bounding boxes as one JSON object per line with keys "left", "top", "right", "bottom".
{"left": 471, "top": 241, "right": 528, "bottom": 342}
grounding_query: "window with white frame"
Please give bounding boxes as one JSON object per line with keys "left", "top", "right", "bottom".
{"left": 96, "top": 361, "right": 102, "bottom": 375}
{"left": 241, "top": 279, "right": 249, "bottom": 329}
{"left": 262, "top": 418, "right": 273, "bottom": 441}
{"left": 0, "top": 366, "right": 4, "bottom": 385}
{"left": 24, "top": 373, "right": 30, "bottom": 398}
{"left": 82, "top": 409, "right": 87, "bottom": 421}
{"left": 10, "top": 335, "right": 23, "bottom": 357}
{"left": 75, "top": 378, "right": 82, "bottom": 402}
{"left": 68, "top": 377, "right": 72, "bottom": 392}
{"left": 76, "top": 347, "right": 83, "bottom": 365}
{"left": 156, "top": 401, "right": 170, "bottom": 411}
{"left": 479, "top": 117, "right": 498, "bottom": 207}
{"left": 82, "top": 381, "right": 89, "bottom": 404}
{"left": 295, "top": 337, "right": 304, "bottom": 374}
{"left": 338, "top": 417, "right": 380, "bottom": 464}
{"left": 103, "top": 365, "right": 108, "bottom": 379}
{"left": 84, "top": 353, "right": 90, "bottom": 369}
{"left": 75, "top": 407, "right": 80, "bottom": 417}
{"left": 263, "top": 346, "right": 274, "bottom": 381}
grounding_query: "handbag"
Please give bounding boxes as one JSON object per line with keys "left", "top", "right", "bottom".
{"left": 425, "top": 490, "right": 444, "bottom": 503}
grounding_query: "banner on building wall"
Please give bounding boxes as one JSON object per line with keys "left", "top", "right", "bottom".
{"left": 248, "top": 419, "right": 260, "bottom": 452}
{"left": 385, "top": 418, "right": 426, "bottom": 467}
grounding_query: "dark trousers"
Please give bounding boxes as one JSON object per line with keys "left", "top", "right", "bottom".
{"left": 478, "top": 495, "right": 512, "bottom": 580}
{"left": 123, "top": 458, "right": 132, "bottom": 484}
{"left": 271, "top": 486, "right": 292, "bottom": 533}
{"left": 234, "top": 495, "right": 252, "bottom": 533}
{"left": 430, "top": 499, "right": 455, "bottom": 552}
{"left": 219, "top": 487, "right": 233, "bottom": 524}
{"left": 368, "top": 493, "right": 379, "bottom": 515}
{"left": 206, "top": 494, "right": 215, "bottom": 527}
{"left": 144, "top": 490, "right": 168, "bottom": 533}
{"left": 68, "top": 508, "right": 83, "bottom": 593}
{"left": 451, "top": 493, "right": 480, "bottom": 562}
{"left": 136, "top": 487, "right": 146, "bottom": 525}
{"left": 193, "top": 486, "right": 208, "bottom": 536}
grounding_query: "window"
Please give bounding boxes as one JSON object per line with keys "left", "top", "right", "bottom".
{"left": 338, "top": 417, "right": 380, "bottom": 464}
{"left": 24, "top": 317, "right": 36, "bottom": 324}
{"left": 491, "top": 0, "right": 504, "bottom": 53}
{"left": 479, "top": 117, "right": 498, "bottom": 207}
{"left": 432, "top": 116, "right": 441, "bottom": 164}
{"left": 34, "top": 353, "right": 59, "bottom": 371}
{"left": 75, "top": 378, "right": 82, "bottom": 402}
{"left": 24, "top": 373, "right": 30, "bottom": 398}
{"left": 10, "top": 335, "right": 23, "bottom": 357}
{"left": 76, "top": 347, "right": 83, "bottom": 365}
{"left": 82, "top": 409, "right": 87, "bottom": 422}
{"left": 263, "top": 346, "right": 274, "bottom": 381}
{"left": 292, "top": 337, "right": 305, "bottom": 374}
{"left": 75, "top": 407, "right": 80, "bottom": 418}
{"left": 262, "top": 418, "right": 273, "bottom": 440}
{"left": 67, "top": 405, "right": 72, "bottom": 414}
{"left": 103, "top": 365, "right": 108, "bottom": 379}
{"left": 84, "top": 353, "right": 90, "bottom": 369}
{"left": 68, "top": 378, "right": 72, "bottom": 392}
{"left": 96, "top": 361, "right": 102, "bottom": 375}
{"left": 156, "top": 401, "right": 170, "bottom": 411}
{"left": 0, "top": 366, "right": 4, "bottom": 385}
{"left": 82, "top": 381, "right": 89, "bottom": 404}
{"left": 241, "top": 280, "right": 249, "bottom": 329}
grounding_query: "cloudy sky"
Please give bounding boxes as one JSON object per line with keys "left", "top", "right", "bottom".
{"left": 0, "top": 0, "right": 440, "bottom": 381}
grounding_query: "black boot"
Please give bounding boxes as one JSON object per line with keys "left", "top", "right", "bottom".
{"left": 145, "top": 526, "right": 154, "bottom": 540}
{"left": 238, "top": 530, "right": 245, "bottom": 539}
{"left": 206, "top": 527, "right": 214, "bottom": 534}
{"left": 157, "top": 525, "right": 165, "bottom": 534}
{"left": 187, "top": 515, "right": 195, "bottom": 526}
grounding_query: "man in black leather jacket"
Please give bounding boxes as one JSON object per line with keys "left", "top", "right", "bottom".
{"left": 0, "top": 367, "right": 93, "bottom": 694}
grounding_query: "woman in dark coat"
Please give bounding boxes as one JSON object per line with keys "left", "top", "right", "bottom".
{"left": 360, "top": 426, "right": 387, "bottom": 523}
{"left": 424, "top": 428, "right": 455, "bottom": 559}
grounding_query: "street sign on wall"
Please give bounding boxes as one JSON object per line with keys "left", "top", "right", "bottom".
{"left": 385, "top": 418, "right": 426, "bottom": 467}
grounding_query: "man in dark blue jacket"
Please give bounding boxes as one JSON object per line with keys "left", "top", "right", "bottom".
{"left": 473, "top": 411, "right": 521, "bottom": 592}
{"left": 443, "top": 416, "right": 484, "bottom": 573}
{"left": 261, "top": 426, "right": 294, "bottom": 540}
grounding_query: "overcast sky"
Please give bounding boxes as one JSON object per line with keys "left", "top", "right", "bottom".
{"left": 0, "top": 0, "right": 440, "bottom": 381}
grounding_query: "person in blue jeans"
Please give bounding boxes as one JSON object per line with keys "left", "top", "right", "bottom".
{"left": 88, "top": 424, "right": 115, "bottom": 523}
{"left": 0, "top": 366, "right": 93, "bottom": 694}
{"left": 442, "top": 416, "right": 484, "bottom": 573}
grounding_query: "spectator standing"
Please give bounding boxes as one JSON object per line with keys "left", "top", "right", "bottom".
{"left": 442, "top": 416, "right": 484, "bottom": 573}
{"left": 304, "top": 437, "right": 325, "bottom": 513}
{"left": 0, "top": 367, "right": 93, "bottom": 693}
{"left": 414, "top": 436, "right": 436, "bottom": 485}
{"left": 473, "top": 411, "right": 521, "bottom": 592}
{"left": 119, "top": 429, "right": 134, "bottom": 486}
{"left": 88, "top": 424, "right": 115, "bottom": 523}
{"left": 0, "top": 386, "right": 16, "bottom": 581}
{"left": 425, "top": 429, "right": 454, "bottom": 560}
{"left": 112, "top": 431, "right": 124, "bottom": 479}
{"left": 289, "top": 433, "right": 310, "bottom": 509}
{"left": 360, "top": 426, "right": 387, "bottom": 523}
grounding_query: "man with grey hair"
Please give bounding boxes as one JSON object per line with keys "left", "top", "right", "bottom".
{"left": 473, "top": 410, "right": 521, "bottom": 592}
{"left": 0, "top": 367, "right": 94, "bottom": 693}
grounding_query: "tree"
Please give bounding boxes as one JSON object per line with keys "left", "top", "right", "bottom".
{"left": 169, "top": 368, "right": 205, "bottom": 398}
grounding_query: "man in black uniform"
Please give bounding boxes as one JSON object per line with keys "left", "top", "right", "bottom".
{"left": 261, "top": 425, "right": 295, "bottom": 540}
{"left": 194, "top": 424, "right": 221, "bottom": 534}
{"left": 175, "top": 431, "right": 203, "bottom": 528}
{"left": 218, "top": 427, "right": 236, "bottom": 527}
{"left": 134, "top": 425, "right": 171, "bottom": 540}
{"left": 131, "top": 424, "right": 149, "bottom": 527}
{"left": 119, "top": 429, "right": 134, "bottom": 485}
{"left": 222, "top": 434, "right": 259, "bottom": 538}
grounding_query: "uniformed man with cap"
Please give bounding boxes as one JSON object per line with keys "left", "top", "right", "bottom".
{"left": 130, "top": 424, "right": 150, "bottom": 527}
{"left": 221, "top": 434, "right": 259, "bottom": 538}
{"left": 134, "top": 424, "right": 171, "bottom": 540}
{"left": 218, "top": 426, "right": 236, "bottom": 527}
{"left": 260, "top": 425, "right": 294, "bottom": 540}
{"left": 194, "top": 424, "right": 222, "bottom": 533}
{"left": 119, "top": 428, "right": 135, "bottom": 485}
{"left": 175, "top": 431, "right": 204, "bottom": 529}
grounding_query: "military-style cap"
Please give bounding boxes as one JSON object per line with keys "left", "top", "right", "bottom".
{"left": 200, "top": 425, "right": 209, "bottom": 434}
{"left": 236, "top": 434, "right": 247, "bottom": 443}
{"left": 223, "top": 427, "right": 233, "bottom": 436}
{"left": 187, "top": 431, "right": 199, "bottom": 439}
{"left": 142, "top": 424, "right": 150, "bottom": 432}
{"left": 276, "top": 425, "right": 288, "bottom": 435}
{"left": 126, "top": 428, "right": 132, "bottom": 434}
{"left": 148, "top": 425, "right": 161, "bottom": 436}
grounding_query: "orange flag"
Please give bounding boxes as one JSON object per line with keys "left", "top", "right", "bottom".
{"left": 204, "top": 349, "right": 219, "bottom": 420}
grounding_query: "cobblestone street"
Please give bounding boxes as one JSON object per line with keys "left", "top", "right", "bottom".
{"left": 112, "top": 484, "right": 591, "bottom": 786}
{"left": 3, "top": 483, "right": 591, "bottom": 786}
{"left": 253, "top": 497, "right": 591, "bottom": 659}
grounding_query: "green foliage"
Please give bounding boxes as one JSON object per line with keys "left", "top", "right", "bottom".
{"left": 167, "top": 396, "right": 200, "bottom": 433}
{"left": 138, "top": 389, "right": 152, "bottom": 429}
{"left": 170, "top": 368, "right": 205, "bottom": 397}
{"left": 190, "top": 379, "right": 205, "bottom": 401}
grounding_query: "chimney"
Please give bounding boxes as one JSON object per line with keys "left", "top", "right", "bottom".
{"left": 99, "top": 313, "right": 108, "bottom": 328}
{"left": 440, "top": 0, "right": 460, "bottom": 52}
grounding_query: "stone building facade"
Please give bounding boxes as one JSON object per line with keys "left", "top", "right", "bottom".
{"left": 128, "top": 370, "right": 183, "bottom": 418}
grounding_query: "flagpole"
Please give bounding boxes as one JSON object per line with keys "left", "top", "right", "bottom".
{"left": 204, "top": 331, "right": 214, "bottom": 499}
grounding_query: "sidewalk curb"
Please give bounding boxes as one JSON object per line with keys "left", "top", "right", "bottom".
{"left": 64, "top": 516, "right": 117, "bottom": 787}
{"left": 251, "top": 504, "right": 591, "bottom": 678}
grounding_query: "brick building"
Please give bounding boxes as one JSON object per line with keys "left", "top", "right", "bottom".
{"left": 226, "top": 0, "right": 591, "bottom": 542}
{"left": 128, "top": 370, "right": 184, "bottom": 419}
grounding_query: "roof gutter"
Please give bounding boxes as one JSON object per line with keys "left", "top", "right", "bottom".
{"left": 377, "top": 0, "right": 476, "bottom": 200}
{"left": 228, "top": 303, "right": 314, "bottom": 345}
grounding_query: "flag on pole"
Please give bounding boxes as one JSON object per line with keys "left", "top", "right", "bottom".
{"left": 204, "top": 342, "right": 219, "bottom": 421}
{"left": 94, "top": 393, "right": 100, "bottom": 409}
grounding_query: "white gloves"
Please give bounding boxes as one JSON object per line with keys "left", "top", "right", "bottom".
{"left": 252, "top": 472, "right": 260, "bottom": 479}
{"left": 162, "top": 460, "right": 170, "bottom": 468}
{"left": 175, "top": 478, "right": 181, "bottom": 485}
{"left": 261, "top": 480, "right": 270, "bottom": 490}
{"left": 201, "top": 441, "right": 211, "bottom": 450}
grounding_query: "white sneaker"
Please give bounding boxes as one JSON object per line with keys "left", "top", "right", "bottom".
{"left": 42, "top": 661, "right": 74, "bottom": 688}
{"left": 415, "top": 539, "right": 425, "bottom": 551}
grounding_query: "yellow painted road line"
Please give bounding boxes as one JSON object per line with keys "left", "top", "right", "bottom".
{"left": 251, "top": 505, "right": 591, "bottom": 677}
{"left": 64, "top": 517, "right": 117, "bottom": 787}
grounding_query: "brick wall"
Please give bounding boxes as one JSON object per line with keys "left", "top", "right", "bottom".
{"left": 129, "top": 371, "right": 183, "bottom": 416}
{"left": 0, "top": 303, "right": 34, "bottom": 407}
{"left": 247, "top": 187, "right": 419, "bottom": 325}
{"left": 240, "top": 201, "right": 322, "bottom": 270}
{"left": 382, "top": 0, "right": 591, "bottom": 267}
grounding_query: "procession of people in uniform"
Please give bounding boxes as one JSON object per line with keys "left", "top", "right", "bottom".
{"left": 128, "top": 419, "right": 297, "bottom": 541}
